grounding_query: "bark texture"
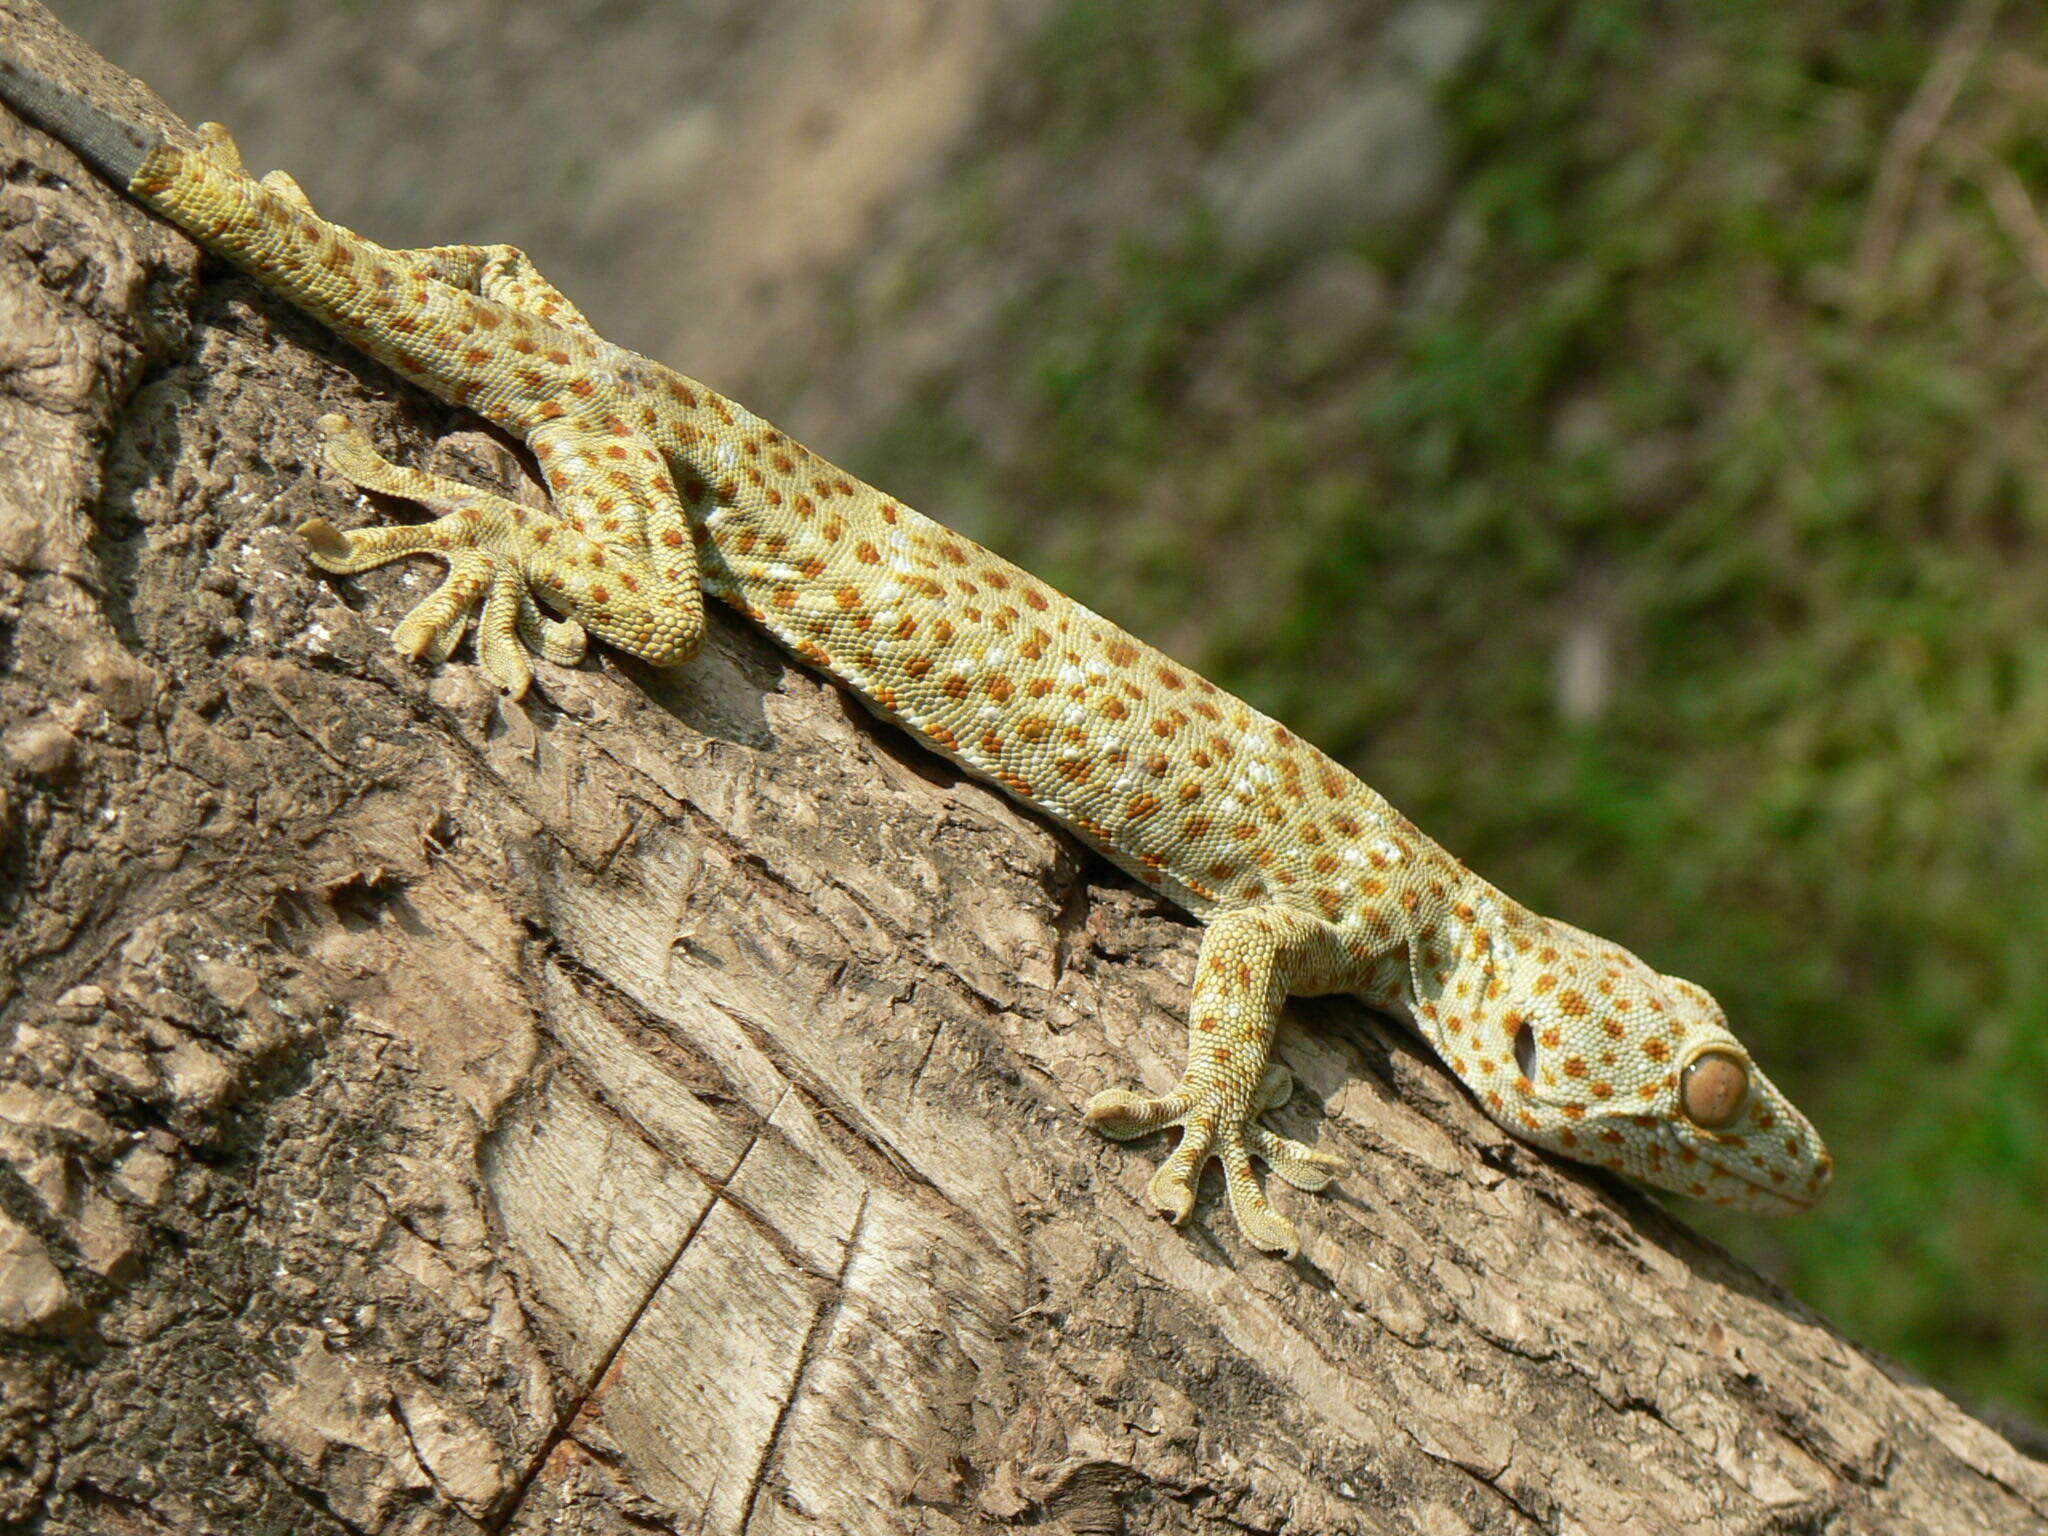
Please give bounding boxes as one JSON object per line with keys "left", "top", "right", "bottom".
{"left": 0, "top": 7, "right": 2044, "bottom": 1533}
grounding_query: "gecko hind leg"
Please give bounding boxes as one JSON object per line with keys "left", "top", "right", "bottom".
{"left": 303, "top": 415, "right": 591, "bottom": 696}
{"left": 197, "top": 123, "right": 592, "bottom": 331}
{"left": 307, "top": 413, "right": 701, "bottom": 692}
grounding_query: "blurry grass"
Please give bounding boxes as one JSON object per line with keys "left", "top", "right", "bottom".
{"left": 863, "top": 0, "right": 2048, "bottom": 1418}
{"left": 1031, "top": 0, "right": 1256, "bottom": 148}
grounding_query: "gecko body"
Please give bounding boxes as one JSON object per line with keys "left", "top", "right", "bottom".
{"left": 0, "top": 67, "right": 1830, "bottom": 1255}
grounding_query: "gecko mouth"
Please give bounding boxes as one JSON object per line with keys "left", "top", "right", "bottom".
{"left": 1697, "top": 1144, "right": 1829, "bottom": 1214}
{"left": 1737, "top": 1180, "right": 1818, "bottom": 1214}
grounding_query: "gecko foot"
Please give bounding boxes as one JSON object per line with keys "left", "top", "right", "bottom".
{"left": 1087, "top": 1063, "right": 1342, "bottom": 1258}
{"left": 302, "top": 414, "right": 588, "bottom": 696}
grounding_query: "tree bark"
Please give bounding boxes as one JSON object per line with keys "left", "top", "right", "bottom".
{"left": 0, "top": 6, "right": 2043, "bottom": 1533}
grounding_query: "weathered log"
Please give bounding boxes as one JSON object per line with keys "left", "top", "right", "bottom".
{"left": 0, "top": 6, "right": 2042, "bottom": 1531}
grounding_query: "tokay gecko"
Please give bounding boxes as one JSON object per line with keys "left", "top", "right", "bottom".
{"left": 0, "top": 58, "right": 1831, "bottom": 1257}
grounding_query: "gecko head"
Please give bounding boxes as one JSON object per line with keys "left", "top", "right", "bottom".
{"left": 1488, "top": 934, "right": 1832, "bottom": 1215}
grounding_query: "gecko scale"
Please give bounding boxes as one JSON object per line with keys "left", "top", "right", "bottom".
{"left": 0, "top": 61, "right": 1830, "bottom": 1256}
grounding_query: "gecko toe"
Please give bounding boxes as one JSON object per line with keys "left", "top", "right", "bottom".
{"left": 259, "top": 168, "right": 316, "bottom": 214}
{"left": 1221, "top": 1138, "right": 1302, "bottom": 1257}
{"left": 517, "top": 589, "right": 587, "bottom": 666}
{"left": 390, "top": 551, "right": 491, "bottom": 666}
{"left": 297, "top": 516, "right": 350, "bottom": 562}
{"left": 1085, "top": 1087, "right": 1190, "bottom": 1141}
{"left": 1146, "top": 1129, "right": 1210, "bottom": 1224}
{"left": 1252, "top": 1062, "right": 1296, "bottom": 1114}
{"left": 475, "top": 567, "right": 536, "bottom": 697}
{"left": 193, "top": 122, "right": 247, "bottom": 175}
{"left": 1248, "top": 1124, "right": 1344, "bottom": 1191}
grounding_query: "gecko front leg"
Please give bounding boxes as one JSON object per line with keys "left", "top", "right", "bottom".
{"left": 1087, "top": 906, "right": 1367, "bottom": 1257}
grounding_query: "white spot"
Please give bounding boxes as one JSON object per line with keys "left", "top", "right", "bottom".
{"left": 1059, "top": 664, "right": 1085, "bottom": 686}
{"left": 768, "top": 564, "right": 800, "bottom": 582}
{"left": 1373, "top": 838, "right": 1405, "bottom": 864}
{"left": 715, "top": 443, "right": 739, "bottom": 469}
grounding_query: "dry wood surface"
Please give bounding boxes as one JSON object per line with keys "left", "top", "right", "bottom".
{"left": 0, "top": 6, "right": 2044, "bottom": 1532}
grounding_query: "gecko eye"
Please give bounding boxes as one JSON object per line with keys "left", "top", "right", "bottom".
{"left": 1512, "top": 1020, "right": 1537, "bottom": 1082}
{"left": 1679, "top": 1047, "right": 1749, "bottom": 1129}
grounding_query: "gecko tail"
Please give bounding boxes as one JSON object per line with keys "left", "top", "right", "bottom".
{"left": 0, "top": 55, "right": 162, "bottom": 190}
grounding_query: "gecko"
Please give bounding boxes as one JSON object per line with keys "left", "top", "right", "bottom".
{"left": 0, "top": 59, "right": 1831, "bottom": 1258}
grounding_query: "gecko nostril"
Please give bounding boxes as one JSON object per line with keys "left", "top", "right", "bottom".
{"left": 1513, "top": 1020, "right": 1537, "bottom": 1082}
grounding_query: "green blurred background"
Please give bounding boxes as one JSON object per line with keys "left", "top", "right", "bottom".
{"left": 59, "top": 0, "right": 2048, "bottom": 1428}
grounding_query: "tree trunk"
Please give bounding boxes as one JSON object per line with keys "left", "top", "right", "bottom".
{"left": 0, "top": 6, "right": 2042, "bottom": 1533}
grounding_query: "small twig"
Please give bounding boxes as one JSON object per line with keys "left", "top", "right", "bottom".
{"left": 1952, "top": 136, "right": 2048, "bottom": 297}
{"left": 1855, "top": 0, "right": 2003, "bottom": 288}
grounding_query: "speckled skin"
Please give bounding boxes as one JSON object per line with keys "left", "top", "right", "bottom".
{"left": 118, "top": 127, "right": 1828, "bottom": 1255}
